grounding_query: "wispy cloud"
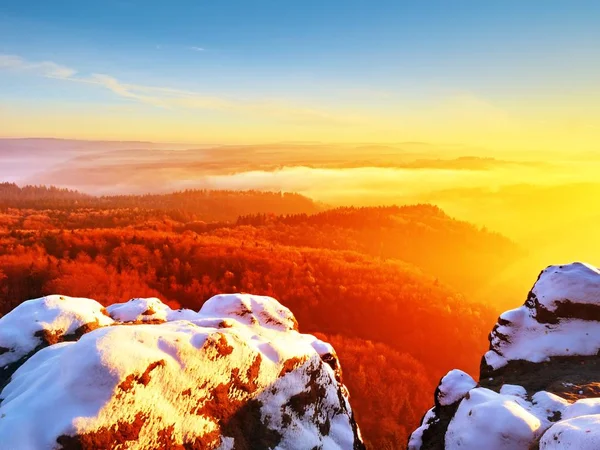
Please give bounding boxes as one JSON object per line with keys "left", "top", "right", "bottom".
{"left": 0, "top": 54, "right": 76, "bottom": 79}
{"left": 0, "top": 53, "right": 359, "bottom": 125}
{"left": 188, "top": 46, "right": 205, "bottom": 52}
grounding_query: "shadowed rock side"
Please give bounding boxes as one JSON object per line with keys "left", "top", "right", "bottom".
{"left": 409, "top": 262, "right": 600, "bottom": 450}
{"left": 0, "top": 293, "right": 365, "bottom": 450}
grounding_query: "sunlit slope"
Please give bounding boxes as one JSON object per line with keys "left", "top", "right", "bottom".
{"left": 234, "top": 205, "right": 524, "bottom": 306}
{"left": 416, "top": 182, "right": 600, "bottom": 308}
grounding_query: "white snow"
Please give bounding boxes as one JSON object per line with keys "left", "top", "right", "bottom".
{"left": 106, "top": 297, "right": 170, "bottom": 322}
{"left": 532, "top": 262, "right": 600, "bottom": 311}
{"left": 199, "top": 293, "right": 299, "bottom": 331}
{"left": 499, "top": 384, "right": 527, "bottom": 398}
{"left": 410, "top": 383, "right": 582, "bottom": 450}
{"left": 407, "top": 408, "right": 436, "bottom": 450}
{"left": 445, "top": 387, "right": 546, "bottom": 449}
{"left": 437, "top": 369, "right": 477, "bottom": 406}
{"left": 540, "top": 415, "right": 600, "bottom": 449}
{"left": 531, "top": 391, "right": 571, "bottom": 421}
{"left": 0, "top": 295, "right": 114, "bottom": 367}
{"left": 563, "top": 398, "right": 600, "bottom": 420}
{"left": 485, "top": 263, "right": 600, "bottom": 369}
{"left": 485, "top": 316, "right": 600, "bottom": 369}
{"left": 311, "top": 339, "right": 336, "bottom": 357}
{"left": 0, "top": 294, "right": 360, "bottom": 449}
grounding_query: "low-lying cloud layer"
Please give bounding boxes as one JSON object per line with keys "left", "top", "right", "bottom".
{"left": 3, "top": 137, "right": 600, "bottom": 269}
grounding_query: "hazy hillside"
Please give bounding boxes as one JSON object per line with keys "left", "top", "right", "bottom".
{"left": 234, "top": 205, "right": 523, "bottom": 301}
{"left": 0, "top": 138, "right": 190, "bottom": 183}
{"left": 0, "top": 183, "right": 320, "bottom": 221}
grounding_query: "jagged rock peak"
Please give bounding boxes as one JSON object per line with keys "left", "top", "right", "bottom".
{"left": 0, "top": 293, "right": 365, "bottom": 450}
{"left": 409, "top": 262, "right": 600, "bottom": 450}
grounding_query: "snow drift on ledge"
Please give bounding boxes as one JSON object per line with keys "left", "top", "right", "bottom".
{"left": 0, "top": 293, "right": 365, "bottom": 450}
{"left": 409, "top": 262, "right": 600, "bottom": 450}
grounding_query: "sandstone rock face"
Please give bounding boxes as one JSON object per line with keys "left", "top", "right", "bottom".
{"left": 409, "top": 262, "right": 600, "bottom": 450}
{"left": 0, "top": 293, "right": 364, "bottom": 450}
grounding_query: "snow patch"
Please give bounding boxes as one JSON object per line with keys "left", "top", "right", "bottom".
{"left": 540, "top": 414, "right": 600, "bottom": 449}
{"left": 563, "top": 398, "right": 600, "bottom": 420}
{"left": 485, "top": 263, "right": 600, "bottom": 369}
{"left": 533, "top": 262, "right": 600, "bottom": 311}
{"left": 407, "top": 408, "right": 436, "bottom": 450}
{"left": 0, "top": 295, "right": 113, "bottom": 367}
{"left": 446, "top": 388, "right": 546, "bottom": 449}
{"left": 437, "top": 370, "right": 477, "bottom": 406}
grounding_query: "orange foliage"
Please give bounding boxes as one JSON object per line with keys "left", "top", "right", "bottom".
{"left": 0, "top": 186, "right": 516, "bottom": 449}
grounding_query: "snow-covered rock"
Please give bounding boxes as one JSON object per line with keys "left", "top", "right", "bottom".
{"left": 0, "top": 295, "right": 114, "bottom": 382}
{"left": 485, "top": 262, "right": 600, "bottom": 371}
{"left": 0, "top": 293, "right": 364, "bottom": 449}
{"left": 436, "top": 370, "right": 478, "bottom": 407}
{"left": 446, "top": 387, "right": 545, "bottom": 449}
{"left": 540, "top": 415, "right": 600, "bottom": 449}
{"left": 409, "top": 262, "right": 600, "bottom": 450}
{"left": 408, "top": 370, "right": 478, "bottom": 450}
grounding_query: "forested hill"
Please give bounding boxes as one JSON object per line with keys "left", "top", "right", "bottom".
{"left": 0, "top": 183, "right": 524, "bottom": 447}
{"left": 0, "top": 184, "right": 524, "bottom": 302}
{"left": 234, "top": 205, "right": 523, "bottom": 300}
{"left": 0, "top": 182, "right": 320, "bottom": 220}
{"left": 0, "top": 182, "right": 90, "bottom": 202}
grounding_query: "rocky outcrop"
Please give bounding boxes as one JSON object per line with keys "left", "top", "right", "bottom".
{"left": 0, "top": 293, "right": 365, "bottom": 449}
{"left": 409, "top": 262, "right": 600, "bottom": 449}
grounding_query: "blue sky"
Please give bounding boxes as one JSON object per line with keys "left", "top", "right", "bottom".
{"left": 1, "top": 1, "right": 599, "bottom": 146}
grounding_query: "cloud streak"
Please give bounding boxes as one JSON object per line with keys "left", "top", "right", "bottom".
{"left": 0, "top": 54, "right": 76, "bottom": 79}
{"left": 0, "top": 53, "right": 358, "bottom": 126}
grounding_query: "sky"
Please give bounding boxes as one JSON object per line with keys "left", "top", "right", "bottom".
{"left": 1, "top": 0, "right": 600, "bottom": 149}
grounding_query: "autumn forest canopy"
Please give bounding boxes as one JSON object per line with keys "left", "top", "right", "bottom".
{"left": 0, "top": 181, "right": 530, "bottom": 448}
